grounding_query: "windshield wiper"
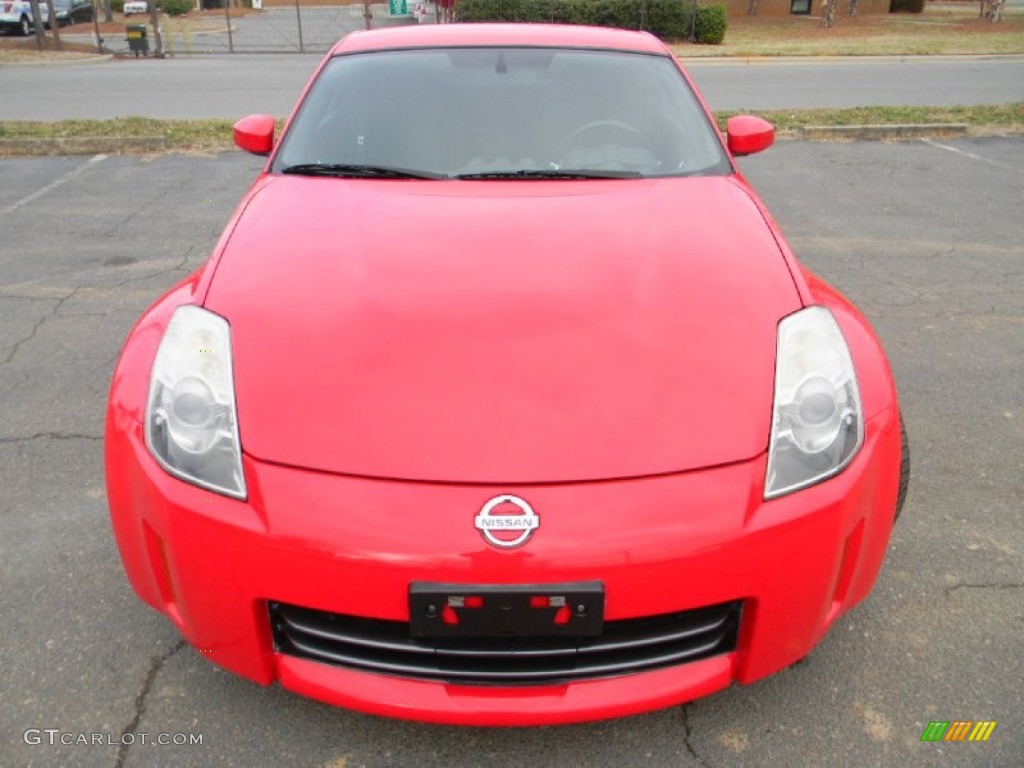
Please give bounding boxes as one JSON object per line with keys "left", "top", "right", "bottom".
{"left": 454, "top": 169, "right": 641, "bottom": 180}
{"left": 281, "top": 163, "right": 445, "bottom": 180}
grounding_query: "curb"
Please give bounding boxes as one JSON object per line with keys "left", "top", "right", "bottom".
{"left": 800, "top": 123, "right": 971, "bottom": 141}
{"left": 0, "top": 136, "right": 168, "bottom": 155}
{"left": 0, "top": 54, "right": 113, "bottom": 68}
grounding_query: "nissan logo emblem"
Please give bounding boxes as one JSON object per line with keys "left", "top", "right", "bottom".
{"left": 474, "top": 494, "right": 539, "bottom": 549}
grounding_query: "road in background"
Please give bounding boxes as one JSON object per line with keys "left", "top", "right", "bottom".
{"left": 1, "top": 138, "right": 1022, "bottom": 766}
{"left": 1, "top": 55, "right": 1023, "bottom": 120}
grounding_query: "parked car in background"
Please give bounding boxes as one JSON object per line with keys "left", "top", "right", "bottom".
{"left": 52, "top": 0, "right": 94, "bottom": 25}
{"left": 0, "top": 0, "right": 90, "bottom": 33}
{"left": 123, "top": 0, "right": 149, "bottom": 15}
{"left": 0, "top": 0, "right": 35, "bottom": 35}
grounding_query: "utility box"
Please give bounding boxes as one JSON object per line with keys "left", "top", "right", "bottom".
{"left": 126, "top": 25, "right": 148, "bottom": 57}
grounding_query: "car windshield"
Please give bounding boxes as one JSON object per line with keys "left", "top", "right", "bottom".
{"left": 272, "top": 47, "right": 730, "bottom": 180}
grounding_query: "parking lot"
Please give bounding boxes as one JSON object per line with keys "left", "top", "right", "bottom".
{"left": 1, "top": 137, "right": 1022, "bottom": 767}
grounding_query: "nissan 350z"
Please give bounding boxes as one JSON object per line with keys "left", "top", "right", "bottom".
{"left": 105, "top": 23, "right": 909, "bottom": 726}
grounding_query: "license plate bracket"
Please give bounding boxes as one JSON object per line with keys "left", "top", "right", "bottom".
{"left": 409, "top": 581, "right": 604, "bottom": 638}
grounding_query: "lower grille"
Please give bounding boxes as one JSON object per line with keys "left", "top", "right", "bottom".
{"left": 270, "top": 599, "right": 741, "bottom": 686}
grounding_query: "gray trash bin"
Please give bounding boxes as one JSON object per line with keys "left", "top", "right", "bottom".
{"left": 127, "top": 24, "right": 148, "bottom": 57}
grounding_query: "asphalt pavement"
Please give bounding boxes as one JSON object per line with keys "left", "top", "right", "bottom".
{"left": 1, "top": 53, "right": 1023, "bottom": 120}
{"left": 1, "top": 137, "right": 1022, "bottom": 766}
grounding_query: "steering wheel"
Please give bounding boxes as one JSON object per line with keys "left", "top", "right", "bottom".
{"left": 554, "top": 119, "right": 655, "bottom": 169}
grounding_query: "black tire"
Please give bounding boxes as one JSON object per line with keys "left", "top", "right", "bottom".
{"left": 19, "top": 15, "right": 31, "bottom": 36}
{"left": 894, "top": 413, "right": 910, "bottom": 521}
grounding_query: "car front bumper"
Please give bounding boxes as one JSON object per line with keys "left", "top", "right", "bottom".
{"left": 106, "top": 405, "right": 900, "bottom": 725}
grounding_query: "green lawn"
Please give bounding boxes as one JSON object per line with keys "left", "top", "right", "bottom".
{"left": 675, "top": 4, "right": 1024, "bottom": 57}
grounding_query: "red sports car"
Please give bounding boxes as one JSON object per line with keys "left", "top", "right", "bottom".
{"left": 106, "top": 23, "right": 908, "bottom": 726}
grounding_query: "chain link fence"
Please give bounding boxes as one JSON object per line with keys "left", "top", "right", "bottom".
{"left": 55, "top": 0, "right": 717, "bottom": 55}
{"left": 163, "top": 1, "right": 416, "bottom": 54}
{"left": 75, "top": 0, "right": 426, "bottom": 55}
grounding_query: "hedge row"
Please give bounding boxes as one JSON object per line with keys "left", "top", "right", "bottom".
{"left": 161, "top": 0, "right": 193, "bottom": 15}
{"left": 693, "top": 3, "right": 726, "bottom": 44}
{"left": 889, "top": 0, "right": 925, "bottom": 12}
{"left": 455, "top": 0, "right": 729, "bottom": 44}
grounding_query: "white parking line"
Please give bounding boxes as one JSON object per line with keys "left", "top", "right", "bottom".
{"left": 1, "top": 154, "right": 108, "bottom": 215}
{"left": 921, "top": 139, "right": 1021, "bottom": 174}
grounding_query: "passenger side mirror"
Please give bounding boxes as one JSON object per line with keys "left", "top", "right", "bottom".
{"left": 233, "top": 114, "right": 277, "bottom": 156}
{"left": 726, "top": 116, "right": 775, "bottom": 157}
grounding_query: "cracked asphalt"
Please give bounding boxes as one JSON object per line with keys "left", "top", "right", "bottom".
{"left": 1, "top": 138, "right": 1022, "bottom": 767}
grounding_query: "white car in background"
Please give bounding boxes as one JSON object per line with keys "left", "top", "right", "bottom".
{"left": 0, "top": 0, "right": 37, "bottom": 35}
{"left": 0, "top": 0, "right": 91, "bottom": 32}
{"left": 123, "top": 0, "right": 148, "bottom": 15}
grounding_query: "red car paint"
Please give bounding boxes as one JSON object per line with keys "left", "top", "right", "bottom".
{"left": 106, "top": 23, "right": 903, "bottom": 725}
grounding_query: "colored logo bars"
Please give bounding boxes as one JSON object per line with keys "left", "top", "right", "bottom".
{"left": 920, "top": 721, "right": 997, "bottom": 742}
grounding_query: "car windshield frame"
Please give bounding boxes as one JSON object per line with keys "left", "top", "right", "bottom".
{"left": 270, "top": 45, "right": 732, "bottom": 181}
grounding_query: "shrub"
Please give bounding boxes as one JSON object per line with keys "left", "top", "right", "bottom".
{"left": 455, "top": 0, "right": 727, "bottom": 43}
{"left": 159, "top": 0, "right": 193, "bottom": 16}
{"left": 889, "top": 0, "right": 925, "bottom": 12}
{"left": 645, "top": 0, "right": 690, "bottom": 40}
{"left": 693, "top": 4, "right": 727, "bottom": 45}
{"left": 111, "top": 0, "right": 125, "bottom": 12}
{"left": 590, "top": 0, "right": 641, "bottom": 30}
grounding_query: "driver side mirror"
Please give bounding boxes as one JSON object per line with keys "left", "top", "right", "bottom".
{"left": 233, "top": 114, "right": 277, "bottom": 156}
{"left": 726, "top": 116, "right": 775, "bottom": 157}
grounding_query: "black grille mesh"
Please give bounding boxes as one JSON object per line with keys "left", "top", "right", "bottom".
{"left": 270, "top": 599, "right": 740, "bottom": 686}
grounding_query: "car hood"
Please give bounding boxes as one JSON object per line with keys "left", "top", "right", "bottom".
{"left": 205, "top": 175, "right": 800, "bottom": 483}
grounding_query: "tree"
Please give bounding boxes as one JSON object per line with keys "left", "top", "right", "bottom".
{"left": 980, "top": 0, "right": 1005, "bottom": 22}
{"left": 748, "top": 0, "right": 758, "bottom": 15}
{"left": 846, "top": 0, "right": 859, "bottom": 16}
{"left": 148, "top": 0, "right": 163, "bottom": 56}
{"left": 104, "top": 0, "right": 112, "bottom": 23}
{"left": 28, "top": 0, "right": 45, "bottom": 49}
{"left": 91, "top": 0, "right": 104, "bottom": 53}
{"left": 43, "top": 0, "right": 61, "bottom": 50}
{"left": 821, "top": 0, "right": 838, "bottom": 28}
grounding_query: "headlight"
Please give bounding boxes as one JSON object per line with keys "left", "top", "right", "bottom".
{"left": 145, "top": 305, "right": 246, "bottom": 499}
{"left": 765, "top": 306, "right": 863, "bottom": 499}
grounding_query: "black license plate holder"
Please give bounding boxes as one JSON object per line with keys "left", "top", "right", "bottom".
{"left": 409, "top": 581, "right": 604, "bottom": 638}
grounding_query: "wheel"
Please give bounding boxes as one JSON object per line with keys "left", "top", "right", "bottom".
{"left": 19, "top": 15, "right": 31, "bottom": 36}
{"left": 894, "top": 413, "right": 910, "bottom": 521}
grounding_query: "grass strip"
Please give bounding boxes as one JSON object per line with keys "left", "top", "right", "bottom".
{"left": 0, "top": 106, "right": 1021, "bottom": 156}
{"left": 713, "top": 103, "right": 1024, "bottom": 134}
{"left": 0, "top": 117, "right": 285, "bottom": 154}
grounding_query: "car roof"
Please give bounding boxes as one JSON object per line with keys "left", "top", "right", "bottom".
{"left": 331, "top": 23, "right": 668, "bottom": 56}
